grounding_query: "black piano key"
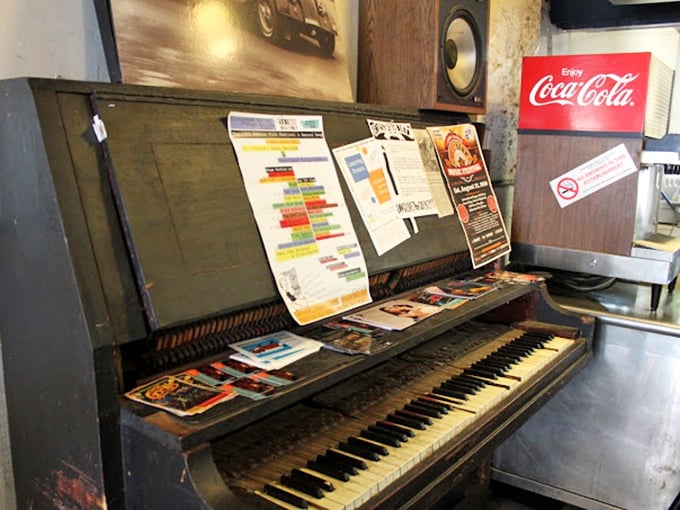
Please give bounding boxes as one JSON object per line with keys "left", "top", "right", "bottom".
{"left": 464, "top": 367, "right": 498, "bottom": 380}
{"left": 315, "top": 454, "right": 358, "bottom": 476}
{"left": 337, "top": 441, "right": 381, "bottom": 461}
{"left": 429, "top": 390, "right": 465, "bottom": 405}
{"left": 512, "top": 338, "right": 544, "bottom": 348}
{"left": 498, "top": 342, "right": 527, "bottom": 352}
{"left": 406, "top": 401, "right": 443, "bottom": 418}
{"left": 347, "top": 436, "right": 389, "bottom": 456}
{"left": 386, "top": 413, "right": 426, "bottom": 430}
{"left": 407, "top": 397, "right": 446, "bottom": 418}
{"left": 470, "top": 360, "right": 505, "bottom": 372}
{"left": 479, "top": 357, "right": 510, "bottom": 370}
{"left": 498, "top": 349, "right": 531, "bottom": 359}
{"left": 325, "top": 449, "right": 368, "bottom": 470}
{"left": 290, "top": 468, "right": 334, "bottom": 492}
{"left": 376, "top": 420, "right": 416, "bottom": 437}
{"left": 469, "top": 362, "right": 504, "bottom": 376}
{"left": 418, "top": 395, "right": 452, "bottom": 410}
{"left": 522, "top": 331, "right": 552, "bottom": 339}
{"left": 280, "top": 475, "right": 324, "bottom": 499}
{"left": 499, "top": 345, "right": 531, "bottom": 356}
{"left": 394, "top": 408, "right": 433, "bottom": 425}
{"left": 264, "top": 483, "right": 309, "bottom": 508}
{"left": 440, "top": 380, "right": 474, "bottom": 394}
{"left": 487, "top": 354, "right": 517, "bottom": 366}
{"left": 455, "top": 375, "right": 486, "bottom": 388}
{"left": 491, "top": 352, "right": 522, "bottom": 364}
{"left": 516, "top": 334, "right": 545, "bottom": 343}
{"left": 306, "top": 460, "right": 350, "bottom": 482}
{"left": 414, "top": 397, "right": 449, "bottom": 414}
{"left": 422, "top": 393, "right": 456, "bottom": 409}
{"left": 360, "top": 428, "right": 402, "bottom": 447}
{"left": 368, "top": 423, "right": 409, "bottom": 442}
{"left": 434, "top": 386, "right": 470, "bottom": 401}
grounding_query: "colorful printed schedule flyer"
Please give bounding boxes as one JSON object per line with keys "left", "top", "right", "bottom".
{"left": 426, "top": 124, "right": 511, "bottom": 268}
{"left": 228, "top": 112, "right": 372, "bottom": 325}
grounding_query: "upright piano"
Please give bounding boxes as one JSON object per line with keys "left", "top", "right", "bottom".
{"left": 0, "top": 78, "right": 593, "bottom": 510}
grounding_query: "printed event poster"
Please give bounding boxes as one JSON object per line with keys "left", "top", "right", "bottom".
{"left": 426, "top": 124, "right": 511, "bottom": 268}
{"left": 228, "top": 112, "right": 372, "bottom": 325}
{"left": 332, "top": 137, "right": 411, "bottom": 255}
{"left": 414, "top": 129, "right": 455, "bottom": 218}
{"left": 367, "top": 119, "right": 438, "bottom": 218}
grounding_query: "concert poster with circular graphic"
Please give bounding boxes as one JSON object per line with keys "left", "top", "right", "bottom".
{"left": 426, "top": 123, "right": 510, "bottom": 268}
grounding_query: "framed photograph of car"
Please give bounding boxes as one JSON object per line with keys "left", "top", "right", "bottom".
{"left": 95, "top": 0, "right": 354, "bottom": 102}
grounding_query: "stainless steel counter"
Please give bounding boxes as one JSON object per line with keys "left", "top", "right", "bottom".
{"left": 492, "top": 280, "right": 680, "bottom": 510}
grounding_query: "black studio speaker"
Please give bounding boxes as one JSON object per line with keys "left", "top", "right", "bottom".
{"left": 358, "top": 0, "right": 489, "bottom": 114}
{"left": 436, "top": 0, "right": 488, "bottom": 113}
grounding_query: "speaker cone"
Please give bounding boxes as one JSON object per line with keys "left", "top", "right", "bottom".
{"left": 442, "top": 9, "right": 483, "bottom": 97}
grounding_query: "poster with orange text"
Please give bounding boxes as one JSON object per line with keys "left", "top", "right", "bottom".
{"left": 426, "top": 124, "right": 510, "bottom": 268}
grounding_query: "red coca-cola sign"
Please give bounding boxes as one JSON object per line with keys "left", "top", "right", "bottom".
{"left": 518, "top": 52, "right": 651, "bottom": 134}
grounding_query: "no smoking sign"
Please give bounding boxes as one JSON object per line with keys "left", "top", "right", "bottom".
{"left": 557, "top": 177, "right": 579, "bottom": 200}
{"left": 549, "top": 144, "right": 637, "bottom": 209}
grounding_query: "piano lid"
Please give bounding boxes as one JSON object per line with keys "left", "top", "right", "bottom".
{"left": 90, "top": 91, "right": 471, "bottom": 331}
{"left": 94, "top": 97, "right": 278, "bottom": 330}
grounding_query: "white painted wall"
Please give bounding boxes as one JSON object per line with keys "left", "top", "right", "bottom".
{"left": 0, "top": 0, "right": 108, "bottom": 81}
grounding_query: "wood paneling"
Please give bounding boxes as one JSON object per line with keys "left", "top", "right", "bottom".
{"left": 511, "top": 134, "right": 643, "bottom": 256}
{"left": 357, "top": 0, "right": 488, "bottom": 113}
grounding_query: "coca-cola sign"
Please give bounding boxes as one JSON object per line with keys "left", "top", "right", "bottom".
{"left": 519, "top": 53, "right": 651, "bottom": 134}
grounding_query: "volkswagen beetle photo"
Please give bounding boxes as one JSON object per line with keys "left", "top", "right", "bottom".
{"left": 235, "top": 0, "right": 338, "bottom": 57}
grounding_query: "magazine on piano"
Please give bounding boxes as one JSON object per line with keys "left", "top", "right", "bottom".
{"left": 343, "top": 299, "right": 443, "bottom": 331}
{"left": 124, "top": 374, "right": 235, "bottom": 417}
{"left": 228, "top": 330, "right": 323, "bottom": 370}
{"left": 304, "top": 318, "right": 395, "bottom": 355}
{"left": 411, "top": 290, "right": 468, "bottom": 309}
{"left": 421, "top": 278, "right": 496, "bottom": 300}
{"left": 470, "top": 269, "right": 545, "bottom": 286}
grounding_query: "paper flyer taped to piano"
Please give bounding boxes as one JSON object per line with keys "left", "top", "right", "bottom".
{"left": 332, "top": 137, "right": 411, "bottom": 255}
{"left": 228, "top": 112, "right": 372, "bottom": 325}
{"left": 366, "top": 119, "right": 438, "bottom": 218}
{"left": 426, "top": 123, "right": 511, "bottom": 268}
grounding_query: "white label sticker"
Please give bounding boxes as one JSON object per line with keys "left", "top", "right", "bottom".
{"left": 549, "top": 143, "right": 638, "bottom": 208}
{"left": 91, "top": 114, "right": 107, "bottom": 142}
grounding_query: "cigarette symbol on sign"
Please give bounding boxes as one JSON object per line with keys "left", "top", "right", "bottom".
{"left": 557, "top": 177, "right": 579, "bottom": 200}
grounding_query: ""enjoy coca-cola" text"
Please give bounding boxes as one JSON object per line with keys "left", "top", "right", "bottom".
{"left": 528, "top": 72, "right": 639, "bottom": 107}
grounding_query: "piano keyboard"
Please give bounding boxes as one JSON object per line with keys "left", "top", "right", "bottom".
{"left": 213, "top": 322, "right": 579, "bottom": 510}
